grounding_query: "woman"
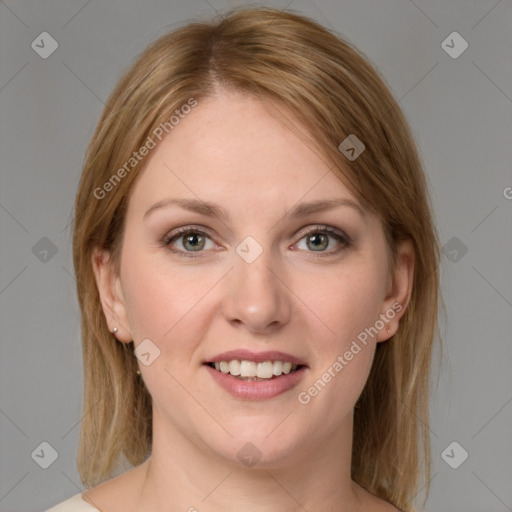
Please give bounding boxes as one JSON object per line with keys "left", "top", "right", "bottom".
{"left": 47, "top": 6, "right": 442, "bottom": 512}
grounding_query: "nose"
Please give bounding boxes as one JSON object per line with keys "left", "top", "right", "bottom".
{"left": 221, "top": 248, "right": 292, "bottom": 334}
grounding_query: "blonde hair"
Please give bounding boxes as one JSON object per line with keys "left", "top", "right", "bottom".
{"left": 72, "top": 6, "right": 442, "bottom": 511}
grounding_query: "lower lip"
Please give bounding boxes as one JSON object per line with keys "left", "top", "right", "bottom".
{"left": 204, "top": 364, "right": 307, "bottom": 400}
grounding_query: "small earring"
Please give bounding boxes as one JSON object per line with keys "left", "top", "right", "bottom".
{"left": 112, "top": 327, "right": 118, "bottom": 335}
{"left": 136, "top": 368, "right": 141, "bottom": 375}
{"left": 387, "top": 327, "right": 391, "bottom": 334}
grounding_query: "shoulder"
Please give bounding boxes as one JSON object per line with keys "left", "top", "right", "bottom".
{"left": 363, "top": 498, "right": 402, "bottom": 512}
{"left": 46, "top": 493, "right": 100, "bottom": 512}
{"left": 371, "top": 497, "right": 403, "bottom": 512}
{"left": 353, "top": 483, "right": 403, "bottom": 512}
{"left": 79, "top": 460, "right": 150, "bottom": 512}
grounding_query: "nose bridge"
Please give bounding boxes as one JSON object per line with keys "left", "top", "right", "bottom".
{"left": 222, "top": 236, "right": 291, "bottom": 332}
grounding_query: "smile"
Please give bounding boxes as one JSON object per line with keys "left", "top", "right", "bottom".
{"left": 207, "top": 360, "right": 301, "bottom": 380}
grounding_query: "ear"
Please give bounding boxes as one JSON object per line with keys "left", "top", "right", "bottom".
{"left": 376, "top": 238, "right": 415, "bottom": 342}
{"left": 91, "top": 246, "right": 133, "bottom": 343}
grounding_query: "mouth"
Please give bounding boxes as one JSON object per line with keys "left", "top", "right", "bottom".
{"left": 205, "top": 360, "right": 305, "bottom": 381}
{"left": 202, "top": 350, "right": 308, "bottom": 400}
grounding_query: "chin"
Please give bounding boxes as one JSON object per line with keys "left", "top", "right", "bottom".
{"left": 198, "top": 420, "right": 305, "bottom": 469}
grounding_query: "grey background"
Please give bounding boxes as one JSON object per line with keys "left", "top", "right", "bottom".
{"left": 1, "top": 0, "right": 511, "bottom": 511}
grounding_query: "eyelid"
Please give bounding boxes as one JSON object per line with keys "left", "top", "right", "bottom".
{"left": 161, "top": 224, "right": 214, "bottom": 241}
{"left": 293, "top": 224, "right": 353, "bottom": 245}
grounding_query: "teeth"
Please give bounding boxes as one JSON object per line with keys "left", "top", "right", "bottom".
{"left": 210, "top": 360, "right": 299, "bottom": 379}
{"left": 240, "top": 360, "right": 257, "bottom": 377}
{"left": 272, "top": 361, "right": 283, "bottom": 375}
{"left": 257, "top": 361, "right": 273, "bottom": 379}
{"left": 228, "top": 360, "right": 241, "bottom": 376}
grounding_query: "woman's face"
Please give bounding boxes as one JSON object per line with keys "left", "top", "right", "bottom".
{"left": 94, "top": 90, "right": 413, "bottom": 468}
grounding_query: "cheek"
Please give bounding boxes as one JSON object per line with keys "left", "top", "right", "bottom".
{"left": 119, "top": 243, "right": 217, "bottom": 352}
{"left": 119, "top": 244, "right": 178, "bottom": 341}
{"left": 299, "top": 259, "right": 386, "bottom": 351}
{"left": 296, "top": 271, "right": 381, "bottom": 423}
{"left": 295, "top": 257, "right": 387, "bottom": 417}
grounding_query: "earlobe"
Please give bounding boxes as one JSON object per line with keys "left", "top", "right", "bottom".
{"left": 91, "top": 247, "right": 132, "bottom": 343}
{"left": 376, "top": 238, "right": 415, "bottom": 342}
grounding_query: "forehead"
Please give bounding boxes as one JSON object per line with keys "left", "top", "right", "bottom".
{"left": 127, "top": 91, "right": 358, "bottom": 216}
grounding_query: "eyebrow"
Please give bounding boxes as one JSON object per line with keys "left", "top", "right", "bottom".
{"left": 143, "top": 197, "right": 365, "bottom": 222}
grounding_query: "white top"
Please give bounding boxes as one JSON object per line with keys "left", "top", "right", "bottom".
{"left": 46, "top": 493, "right": 100, "bottom": 512}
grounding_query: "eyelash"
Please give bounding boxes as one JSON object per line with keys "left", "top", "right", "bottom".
{"left": 160, "top": 225, "right": 352, "bottom": 259}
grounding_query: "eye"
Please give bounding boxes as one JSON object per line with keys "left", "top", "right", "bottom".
{"left": 160, "top": 225, "right": 352, "bottom": 259}
{"left": 294, "top": 226, "right": 352, "bottom": 256}
{"left": 161, "top": 226, "right": 216, "bottom": 258}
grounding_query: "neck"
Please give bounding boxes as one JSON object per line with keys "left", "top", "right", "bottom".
{"left": 135, "top": 410, "right": 362, "bottom": 512}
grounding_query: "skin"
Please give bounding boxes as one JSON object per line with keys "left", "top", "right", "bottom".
{"left": 87, "top": 90, "right": 413, "bottom": 512}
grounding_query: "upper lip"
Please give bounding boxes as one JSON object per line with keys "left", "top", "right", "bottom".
{"left": 205, "top": 349, "right": 308, "bottom": 367}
